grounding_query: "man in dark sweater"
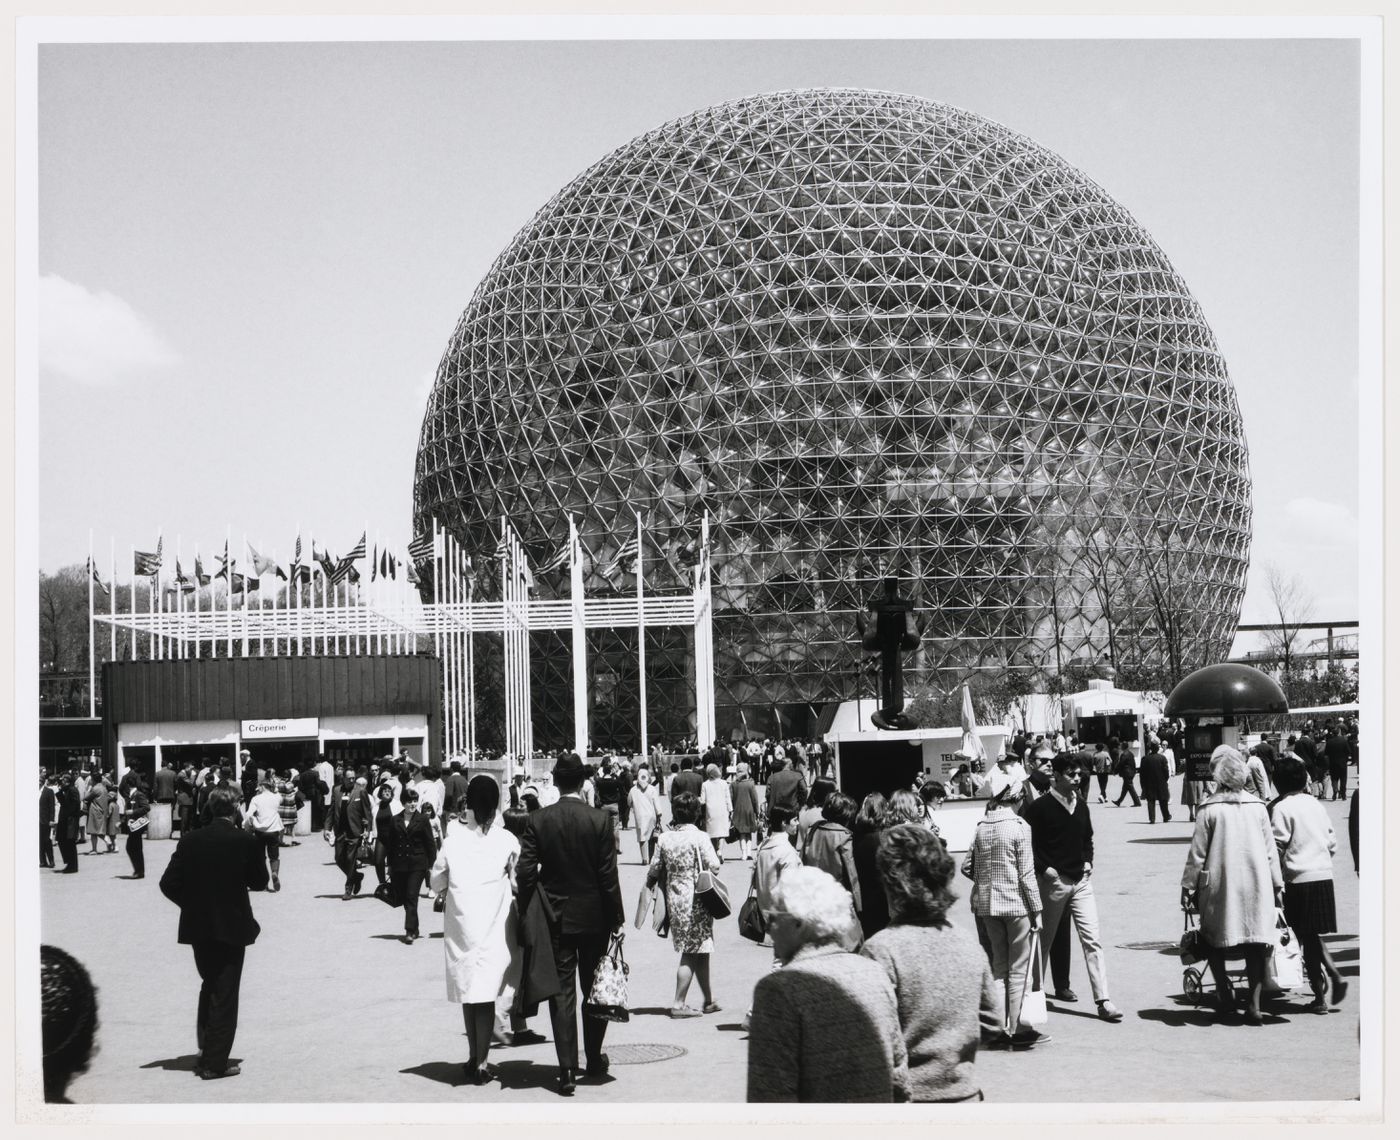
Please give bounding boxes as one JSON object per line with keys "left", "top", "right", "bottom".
{"left": 669, "top": 757, "right": 704, "bottom": 802}
{"left": 1022, "top": 753, "right": 1123, "bottom": 1023}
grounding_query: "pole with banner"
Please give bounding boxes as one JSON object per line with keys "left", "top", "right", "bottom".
{"left": 636, "top": 510, "right": 647, "bottom": 761}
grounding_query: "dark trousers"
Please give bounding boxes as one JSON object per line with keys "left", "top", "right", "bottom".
{"left": 1096, "top": 774, "right": 1110, "bottom": 798}
{"left": 546, "top": 928, "right": 610, "bottom": 1071}
{"left": 1330, "top": 765, "right": 1349, "bottom": 800}
{"left": 1114, "top": 777, "right": 1141, "bottom": 806}
{"left": 192, "top": 940, "right": 246, "bottom": 1073}
{"left": 335, "top": 836, "right": 360, "bottom": 890}
{"left": 57, "top": 832, "right": 79, "bottom": 871}
{"left": 40, "top": 829, "right": 54, "bottom": 867}
{"left": 1049, "top": 910, "right": 1073, "bottom": 992}
{"left": 311, "top": 798, "right": 326, "bottom": 831}
{"left": 177, "top": 804, "right": 194, "bottom": 834}
{"left": 126, "top": 830, "right": 145, "bottom": 876}
{"left": 1146, "top": 795, "right": 1171, "bottom": 823}
{"left": 396, "top": 868, "right": 427, "bottom": 935}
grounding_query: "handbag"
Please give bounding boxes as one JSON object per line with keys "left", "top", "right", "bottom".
{"left": 1266, "top": 909, "right": 1305, "bottom": 991}
{"left": 737, "top": 867, "right": 766, "bottom": 943}
{"left": 357, "top": 833, "right": 375, "bottom": 864}
{"left": 695, "top": 867, "right": 732, "bottom": 919}
{"left": 584, "top": 930, "right": 630, "bottom": 1022}
{"left": 1179, "top": 910, "right": 1203, "bottom": 966}
{"left": 1019, "top": 931, "right": 1048, "bottom": 1027}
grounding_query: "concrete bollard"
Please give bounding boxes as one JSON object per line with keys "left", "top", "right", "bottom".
{"left": 147, "top": 802, "right": 173, "bottom": 840}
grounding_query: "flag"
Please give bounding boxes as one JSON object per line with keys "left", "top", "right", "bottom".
{"left": 413, "top": 561, "right": 435, "bottom": 604}
{"left": 230, "top": 572, "right": 260, "bottom": 593}
{"left": 174, "top": 559, "right": 195, "bottom": 593}
{"left": 248, "top": 542, "right": 286, "bottom": 580}
{"left": 213, "top": 542, "right": 231, "bottom": 580}
{"left": 379, "top": 549, "right": 398, "bottom": 580}
{"left": 134, "top": 536, "right": 163, "bottom": 577}
{"left": 332, "top": 532, "right": 366, "bottom": 585}
{"left": 959, "top": 683, "right": 988, "bottom": 764}
{"left": 194, "top": 555, "right": 210, "bottom": 587}
{"left": 462, "top": 555, "right": 478, "bottom": 592}
{"left": 289, "top": 535, "right": 311, "bottom": 585}
{"left": 408, "top": 530, "right": 434, "bottom": 561}
{"left": 315, "top": 546, "right": 337, "bottom": 582}
{"left": 370, "top": 543, "right": 378, "bottom": 582}
{"left": 87, "top": 557, "right": 110, "bottom": 598}
{"left": 538, "top": 541, "right": 571, "bottom": 575}
{"left": 494, "top": 532, "right": 510, "bottom": 562}
{"left": 601, "top": 534, "right": 640, "bottom": 577}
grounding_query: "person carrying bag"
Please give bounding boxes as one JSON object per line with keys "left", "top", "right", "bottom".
{"left": 585, "top": 930, "right": 630, "bottom": 1023}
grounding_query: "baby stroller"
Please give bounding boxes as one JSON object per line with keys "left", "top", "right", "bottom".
{"left": 1180, "top": 907, "right": 1304, "bottom": 1005}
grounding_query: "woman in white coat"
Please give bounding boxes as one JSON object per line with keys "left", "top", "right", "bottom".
{"left": 628, "top": 766, "right": 663, "bottom": 865}
{"left": 429, "top": 774, "right": 521, "bottom": 1085}
{"left": 700, "top": 763, "right": 734, "bottom": 860}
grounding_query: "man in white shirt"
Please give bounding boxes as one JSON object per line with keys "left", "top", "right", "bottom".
{"left": 415, "top": 766, "right": 446, "bottom": 821}
{"left": 243, "top": 778, "right": 286, "bottom": 892}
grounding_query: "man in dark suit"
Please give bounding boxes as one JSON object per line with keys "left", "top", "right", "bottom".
{"left": 39, "top": 774, "right": 56, "bottom": 867}
{"left": 325, "top": 771, "right": 371, "bottom": 899}
{"left": 159, "top": 787, "right": 269, "bottom": 1080}
{"left": 152, "top": 759, "right": 178, "bottom": 806}
{"left": 1139, "top": 744, "right": 1172, "bottom": 823}
{"left": 669, "top": 756, "right": 704, "bottom": 802}
{"left": 517, "top": 753, "right": 625, "bottom": 1096}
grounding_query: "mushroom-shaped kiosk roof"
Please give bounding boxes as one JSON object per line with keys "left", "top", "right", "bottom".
{"left": 1164, "top": 663, "right": 1289, "bottom": 719}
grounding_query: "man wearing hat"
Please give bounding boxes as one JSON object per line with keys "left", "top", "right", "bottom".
{"left": 517, "top": 752, "right": 626, "bottom": 1097}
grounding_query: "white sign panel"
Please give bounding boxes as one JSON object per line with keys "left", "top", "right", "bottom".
{"left": 241, "top": 717, "right": 320, "bottom": 740}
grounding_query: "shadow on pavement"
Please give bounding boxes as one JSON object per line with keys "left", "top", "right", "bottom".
{"left": 715, "top": 1022, "right": 746, "bottom": 1032}
{"left": 628, "top": 1006, "right": 679, "bottom": 1017}
{"left": 400, "top": 1061, "right": 463, "bottom": 1087}
{"left": 1047, "top": 1004, "right": 1106, "bottom": 1021}
{"left": 1127, "top": 837, "right": 1192, "bottom": 845}
{"left": 141, "top": 1053, "right": 234, "bottom": 1072}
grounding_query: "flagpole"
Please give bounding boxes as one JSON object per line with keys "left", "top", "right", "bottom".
{"left": 294, "top": 527, "right": 301, "bottom": 658}
{"left": 129, "top": 546, "right": 136, "bottom": 661}
{"left": 176, "top": 536, "right": 182, "bottom": 661}
{"left": 466, "top": 552, "right": 476, "bottom": 762}
{"left": 432, "top": 521, "right": 443, "bottom": 757}
{"left": 445, "top": 532, "right": 456, "bottom": 763}
{"left": 570, "top": 516, "right": 587, "bottom": 759}
{"left": 108, "top": 537, "right": 116, "bottom": 666}
{"left": 225, "top": 527, "right": 233, "bottom": 658}
{"left": 636, "top": 510, "right": 647, "bottom": 760}
{"left": 87, "top": 530, "right": 95, "bottom": 717}
{"left": 152, "top": 532, "right": 160, "bottom": 662}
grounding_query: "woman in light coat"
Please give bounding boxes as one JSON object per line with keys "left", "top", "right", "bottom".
{"left": 428, "top": 774, "right": 521, "bottom": 1085}
{"left": 1181, "top": 747, "right": 1282, "bottom": 1024}
{"left": 700, "top": 764, "right": 733, "bottom": 860}
{"left": 628, "top": 766, "right": 662, "bottom": 864}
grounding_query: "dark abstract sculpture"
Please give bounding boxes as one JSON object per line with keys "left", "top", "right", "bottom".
{"left": 857, "top": 577, "right": 922, "bottom": 730}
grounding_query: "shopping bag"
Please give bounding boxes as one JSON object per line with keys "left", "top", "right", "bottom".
{"left": 584, "top": 931, "right": 630, "bottom": 1022}
{"left": 696, "top": 868, "right": 732, "bottom": 919}
{"left": 1266, "top": 910, "right": 1305, "bottom": 991}
{"left": 1179, "top": 910, "right": 1203, "bottom": 966}
{"left": 737, "top": 868, "right": 766, "bottom": 943}
{"left": 634, "top": 883, "right": 654, "bottom": 930}
{"left": 1019, "top": 931, "right": 1048, "bottom": 1027}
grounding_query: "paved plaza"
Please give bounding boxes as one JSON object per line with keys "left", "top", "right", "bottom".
{"left": 38, "top": 774, "right": 1361, "bottom": 1107}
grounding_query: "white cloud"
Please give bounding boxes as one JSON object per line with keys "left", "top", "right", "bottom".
{"left": 1283, "top": 497, "right": 1359, "bottom": 547}
{"left": 38, "top": 274, "right": 180, "bottom": 385}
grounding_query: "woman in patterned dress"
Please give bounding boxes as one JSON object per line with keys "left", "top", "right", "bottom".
{"left": 646, "top": 791, "right": 723, "bottom": 1018}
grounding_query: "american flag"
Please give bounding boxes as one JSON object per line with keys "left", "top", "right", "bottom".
{"left": 601, "top": 534, "right": 640, "bottom": 577}
{"left": 87, "top": 557, "right": 110, "bottom": 598}
{"left": 537, "top": 541, "right": 571, "bottom": 575}
{"left": 407, "top": 530, "right": 434, "bottom": 561}
{"left": 133, "top": 535, "right": 163, "bottom": 577}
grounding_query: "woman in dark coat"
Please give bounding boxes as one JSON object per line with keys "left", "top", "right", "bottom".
{"left": 386, "top": 785, "right": 438, "bottom": 944}
{"left": 731, "top": 763, "right": 761, "bottom": 861}
{"left": 55, "top": 775, "right": 82, "bottom": 873}
{"left": 83, "top": 777, "right": 112, "bottom": 855}
{"left": 124, "top": 779, "right": 151, "bottom": 878}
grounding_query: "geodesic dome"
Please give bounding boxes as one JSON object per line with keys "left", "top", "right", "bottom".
{"left": 413, "top": 87, "right": 1252, "bottom": 747}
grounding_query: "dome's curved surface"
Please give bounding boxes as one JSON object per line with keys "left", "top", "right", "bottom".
{"left": 414, "top": 88, "right": 1252, "bottom": 746}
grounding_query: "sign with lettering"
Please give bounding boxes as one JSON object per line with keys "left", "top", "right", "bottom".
{"left": 241, "top": 718, "right": 319, "bottom": 740}
{"left": 1185, "top": 724, "right": 1223, "bottom": 782}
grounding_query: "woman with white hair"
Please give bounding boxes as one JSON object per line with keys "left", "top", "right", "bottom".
{"left": 1180, "top": 746, "right": 1283, "bottom": 1025}
{"left": 700, "top": 763, "right": 734, "bottom": 860}
{"left": 747, "top": 866, "right": 910, "bottom": 1102}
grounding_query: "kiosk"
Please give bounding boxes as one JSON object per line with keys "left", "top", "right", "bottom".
{"left": 1061, "top": 679, "right": 1165, "bottom": 761}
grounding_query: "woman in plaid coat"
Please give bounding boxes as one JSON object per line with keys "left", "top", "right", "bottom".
{"left": 960, "top": 786, "right": 1046, "bottom": 1047}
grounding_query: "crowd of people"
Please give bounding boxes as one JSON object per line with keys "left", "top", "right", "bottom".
{"left": 39, "top": 715, "right": 1358, "bottom": 1103}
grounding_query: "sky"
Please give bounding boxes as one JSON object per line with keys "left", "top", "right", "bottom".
{"left": 30, "top": 32, "right": 1367, "bottom": 644}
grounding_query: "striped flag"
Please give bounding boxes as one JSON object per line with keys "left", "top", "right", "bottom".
{"left": 370, "top": 543, "right": 378, "bottom": 582}
{"left": 537, "top": 541, "right": 571, "bottom": 575}
{"left": 133, "top": 536, "right": 163, "bottom": 577}
{"left": 601, "top": 534, "right": 640, "bottom": 577}
{"left": 462, "top": 555, "right": 478, "bottom": 592}
{"left": 212, "top": 541, "right": 231, "bottom": 580}
{"left": 87, "top": 557, "right": 110, "bottom": 597}
{"left": 380, "top": 549, "right": 398, "bottom": 580}
{"left": 407, "top": 530, "right": 434, "bottom": 561}
{"left": 493, "top": 532, "right": 510, "bottom": 562}
{"left": 289, "top": 535, "right": 311, "bottom": 585}
{"left": 332, "top": 532, "right": 366, "bottom": 585}
{"left": 194, "top": 555, "right": 210, "bottom": 587}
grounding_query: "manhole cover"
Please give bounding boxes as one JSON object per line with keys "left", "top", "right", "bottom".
{"left": 1119, "top": 940, "right": 1180, "bottom": 952}
{"left": 605, "top": 1043, "right": 688, "bottom": 1065}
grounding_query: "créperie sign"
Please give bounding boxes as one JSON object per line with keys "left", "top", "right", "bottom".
{"left": 241, "top": 718, "right": 319, "bottom": 740}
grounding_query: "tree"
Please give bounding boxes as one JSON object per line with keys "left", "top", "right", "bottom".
{"left": 39, "top": 565, "right": 91, "bottom": 674}
{"left": 1261, "top": 563, "right": 1315, "bottom": 682}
